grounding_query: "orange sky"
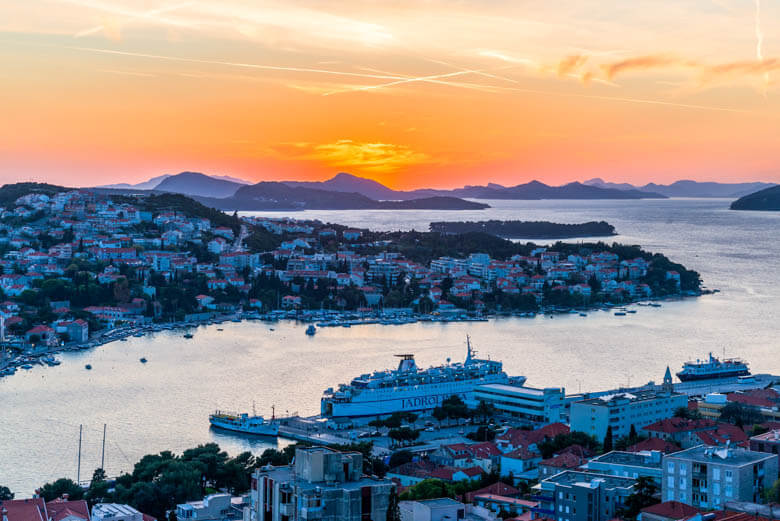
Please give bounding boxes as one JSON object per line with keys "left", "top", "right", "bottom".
{"left": 1, "top": 0, "right": 779, "bottom": 190}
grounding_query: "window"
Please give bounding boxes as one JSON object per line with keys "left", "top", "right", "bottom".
{"left": 725, "top": 485, "right": 733, "bottom": 498}
{"left": 713, "top": 468, "right": 720, "bottom": 481}
{"left": 667, "top": 491, "right": 674, "bottom": 502}
{"left": 668, "top": 462, "right": 675, "bottom": 473}
{"left": 680, "top": 464, "right": 688, "bottom": 476}
{"left": 713, "top": 483, "right": 720, "bottom": 495}
{"left": 668, "top": 476, "right": 675, "bottom": 488}
{"left": 725, "top": 470, "right": 733, "bottom": 483}
{"left": 680, "top": 477, "right": 687, "bottom": 490}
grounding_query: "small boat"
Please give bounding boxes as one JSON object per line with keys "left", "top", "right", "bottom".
{"left": 85, "top": 364, "right": 92, "bottom": 370}
{"left": 183, "top": 333, "right": 194, "bottom": 339}
{"left": 217, "top": 328, "right": 224, "bottom": 332}
{"left": 614, "top": 312, "right": 626, "bottom": 316}
{"left": 626, "top": 309, "right": 637, "bottom": 314}
{"left": 140, "top": 357, "right": 147, "bottom": 364}
{"left": 305, "top": 325, "right": 316, "bottom": 336}
{"left": 120, "top": 338, "right": 128, "bottom": 342}
{"left": 579, "top": 313, "right": 587, "bottom": 317}
{"left": 21, "top": 364, "right": 33, "bottom": 370}
{"left": 209, "top": 409, "right": 279, "bottom": 436}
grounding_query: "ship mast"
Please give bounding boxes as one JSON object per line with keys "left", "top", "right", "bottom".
{"left": 466, "top": 335, "right": 476, "bottom": 364}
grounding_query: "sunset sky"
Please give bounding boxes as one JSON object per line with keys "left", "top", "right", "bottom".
{"left": 1, "top": 0, "right": 779, "bottom": 189}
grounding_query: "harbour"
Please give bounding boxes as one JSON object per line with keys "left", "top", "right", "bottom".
{"left": 2, "top": 198, "right": 779, "bottom": 496}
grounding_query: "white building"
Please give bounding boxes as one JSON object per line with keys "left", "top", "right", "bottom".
{"left": 570, "top": 388, "right": 687, "bottom": 441}
{"left": 473, "top": 384, "right": 565, "bottom": 424}
{"left": 91, "top": 504, "right": 143, "bottom": 521}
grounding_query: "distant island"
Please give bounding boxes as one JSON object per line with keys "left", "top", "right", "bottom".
{"left": 584, "top": 178, "right": 776, "bottom": 198}
{"left": 430, "top": 220, "right": 617, "bottom": 239}
{"left": 730, "top": 185, "right": 780, "bottom": 211}
{"left": 195, "top": 182, "right": 490, "bottom": 211}
{"left": 93, "top": 172, "right": 668, "bottom": 208}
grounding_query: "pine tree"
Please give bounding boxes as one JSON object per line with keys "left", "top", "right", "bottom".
{"left": 603, "top": 425, "right": 613, "bottom": 453}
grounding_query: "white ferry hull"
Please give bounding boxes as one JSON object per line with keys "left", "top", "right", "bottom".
{"left": 322, "top": 375, "right": 521, "bottom": 418}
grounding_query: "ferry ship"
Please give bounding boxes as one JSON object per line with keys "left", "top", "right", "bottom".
{"left": 676, "top": 353, "right": 750, "bottom": 381}
{"left": 209, "top": 409, "right": 279, "bottom": 436}
{"left": 321, "top": 337, "right": 523, "bottom": 418}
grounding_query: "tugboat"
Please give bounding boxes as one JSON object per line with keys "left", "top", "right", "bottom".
{"left": 677, "top": 353, "right": 750, "bottom": 381}
{"left": 209, "top": 405, "right": 279, "bottom": 436}
{"left": 305, "top": 325, "right": 316, "bottom": 336}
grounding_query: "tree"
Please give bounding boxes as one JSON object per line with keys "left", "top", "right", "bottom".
{"left": 620, "top": 476, "right": 660, "bottom": 518}
{"left": 0, "top": 485, "right": 13, "bottom": 500}
{"left": 399, "top": 479, "right": 455, "bottom": 500}
{"left": 720, "top": 402, "right": 764, "bottom": 428}
{"left": 388, "top": 450, "right": 414, "bottom": 469}
{"left": 674, "top": 407, "right": 702, "bottom": 420}
{"left": 386, "top": 488, "right": 401, "bottom": 521}
{"left": 37, "top": 478, "right": 85, "bottom": 501}
{"left": 475, "top": 400, "right": 496, "bottom": 424}
{"left": 603, "top": 426, "right": 613, "bottom": 453}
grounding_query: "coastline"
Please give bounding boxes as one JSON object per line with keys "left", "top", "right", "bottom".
{"left": 0, "top": 290, "right": 708, "bottom": 379}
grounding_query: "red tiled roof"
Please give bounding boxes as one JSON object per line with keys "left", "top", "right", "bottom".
{"left": 640, "top": 501, "right": 701, "bottom": 520}
{"left": 627, "top": 437, "right": 681, "bottom": 454}
{"left": 0, "top": 498, "right": 47, "bottom": 521}
{"left": 540, "top": 452, "right": 584, "bottom": 470}
{"left": 695, "top": 423, "right": 749, "bottom": 448}
{"left": 45, "top": 499, "right": 90, "bottom": 521}
{"left": 465, "top": 481, "right": 521, "bottom": 502}
{"left": 497, "top": 422, "right": 569, "bottom": 448}
{"left": 643, "top": 418, "right": 717, "bottom": 434}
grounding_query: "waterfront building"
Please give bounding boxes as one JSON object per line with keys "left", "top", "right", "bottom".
{"left": 532, "top": 471, "right": 637, "bottom": 521}
{"left": 473, "top": 384, "right": 565, "bottom": 424}
{"left": 249, "top": 446, "right": 393, "bottom": 521}
{"left": 583, "top": 450, "right": 664, "bottom": 484}
{"left": 570, "top": 388, "right": 687, "bottom": 442}
{"left": 662, "top": 445, "right": 779, "bottom": 509}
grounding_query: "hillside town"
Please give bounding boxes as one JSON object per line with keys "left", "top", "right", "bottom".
{"left": 0, "top": 185, "right": 701, "bottom": 376}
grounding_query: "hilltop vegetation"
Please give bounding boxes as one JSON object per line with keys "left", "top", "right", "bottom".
{"left": 0, "top": 182, "right": 72, "bottom": 206}
{"left": 730, "top": 185, "right": 780, "bottom": 211}
{"left": 430, "top": 220, "right": 616, "bottom": 239}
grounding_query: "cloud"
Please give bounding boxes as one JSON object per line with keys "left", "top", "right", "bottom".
{"left": 274, "top": 140, "right": 431, "bottom": 173}
{"left": 601, "top": 54, "right": 687, "bottom": 79}
{"left": 558, "top": 54, "right": 588, "bottom": 76}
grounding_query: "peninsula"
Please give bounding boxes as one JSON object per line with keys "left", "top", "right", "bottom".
{"left": 730, "top": 185, "right": 780, "bottom": 211}
{"left": 429, "top": 220, "right": 617, "bottom": 239}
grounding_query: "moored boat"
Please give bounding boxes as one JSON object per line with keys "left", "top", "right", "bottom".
{"left": 209, "top": 409, "right": 279, "bottom": 436}
{"left": 677, "top": 352, "right": 750, "bottom": 381}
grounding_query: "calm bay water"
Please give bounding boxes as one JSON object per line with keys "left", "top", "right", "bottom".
{"left": 1, "top": 198, "right": 779, "bottom": 495}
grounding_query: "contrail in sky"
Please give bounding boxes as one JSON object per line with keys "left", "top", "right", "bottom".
{"left": 755, "top": 0, "right": 770, "bottom": 90}
{"left": 74, "top": 2, "right": 194, "bottom": 37}
{"left": 65, "top": 46, "right": 410, "bottom": 80}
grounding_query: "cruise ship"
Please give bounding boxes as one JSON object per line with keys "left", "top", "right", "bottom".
{"left": 677, "top": 353, "right": 750, "bottom": 381}
{"left": 209, "top": 409, "right": 279, "bottom": 436}
{"left": 321, "top": 337, "right": 523, "bottom": 418}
